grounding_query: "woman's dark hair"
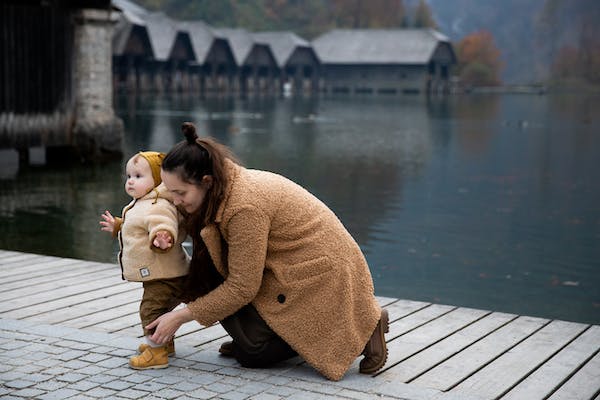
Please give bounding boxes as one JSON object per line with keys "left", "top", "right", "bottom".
{"left": 163, "top": 122, "right": 236, "bottom": 300}
{"left": 162, "top": 122, "right": 237, "bottom": 227}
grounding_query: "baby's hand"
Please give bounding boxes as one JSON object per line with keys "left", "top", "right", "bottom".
{"left": 99, "top": 210, "right": 115, "bottom": 233}
{"left": 153, "top": 230, "right": 173, "bottom": 250}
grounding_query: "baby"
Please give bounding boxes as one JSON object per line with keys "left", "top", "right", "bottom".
{"left": 100, "top": 151, "right": 189, "bottom": 370}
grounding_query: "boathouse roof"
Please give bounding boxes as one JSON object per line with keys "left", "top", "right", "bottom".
{"left": 211, "top": 28, "right": 253, "bottom": 65}
{"left": 112, "top": 0, "right": 153, "bottom": 57}
{"left": 212, "top": 28, "right": 276, "bottom": 67}
{"left": 252, "top": 31, "right": 316, "bottom": 67}
{"left": 176, "top": 20, "right": 220, "bottom": 64}
{"left": 143, "top": 12, "right": 184, "bottom": 61}
{"left": 312, "top": 28, "right": 455, "bottom": 65}
{"left": 112, "top": 0, "right": 148, "bottom": 18}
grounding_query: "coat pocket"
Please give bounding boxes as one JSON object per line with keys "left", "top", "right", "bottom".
{"left": 281, "top": 256, "right": 332, "bottom": 284}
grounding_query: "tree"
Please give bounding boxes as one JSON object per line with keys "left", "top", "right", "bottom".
{"left": 330, "top": 0, "right": 406, "bottom": 29}
{"left": 551, "top": 46, "right": 581, "bottom": 81}
{"left": 456, "top": 30, "right": 503, "bottom": 86}
{"left": 536, "top": 0, "right": 600, "bottom": 85}
{"left": 413, "top": 0, "right": 437, "bottom": 29}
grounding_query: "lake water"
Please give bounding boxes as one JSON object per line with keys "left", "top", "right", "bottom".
{"left": 1, "top": 92, "right": 598, "bottom": 324}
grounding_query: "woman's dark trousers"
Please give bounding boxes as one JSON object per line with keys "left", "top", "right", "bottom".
{"left": 220, "top": 304, "right": 298, "bottom": 368}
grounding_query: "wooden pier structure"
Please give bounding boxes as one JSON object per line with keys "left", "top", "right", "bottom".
{"left": 0, "top": 1, "right": 123, "bottom": 164}
{"left": 0, "top": 249, "right": 598, "bottom": 399}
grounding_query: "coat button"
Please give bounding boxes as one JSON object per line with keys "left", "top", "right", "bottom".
{"left": 277, "top": 294, "right": 286, "bottom": 304}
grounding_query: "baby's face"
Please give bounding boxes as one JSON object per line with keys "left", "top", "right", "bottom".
{"left": 124, "top": 156, "right": 155, "bottom": 199}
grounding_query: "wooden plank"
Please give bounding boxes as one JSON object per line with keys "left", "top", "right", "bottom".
{"left": 0, "top": 251, "right": 48, "bottom": 265}
{"left": 546, "top": 347, "right": 600, "bottom": 400}
{"left": 384, "top": 299, "right": 432, "bottom": 321}
{"left": 376, "top": 296, "right": 400, "bottom": 307}
{"left": 377, "top": 307, "right": 492, "bottom": 377}
{"left": 0, "top": 282, "right": 139, "bottom": 319}
{"left": 62, "top": 302, "right": 140, "bottom": 329}
{"left": 185, "top": 323, "right": 230, "bottom": 346}
{"left": 0, "top": 261, "right": 107, "bottom": 290}
{"left": 451, "top": 319, "right": 588, "bottom": 399}
{"left": 1, "top": 270, "right": 115, "bottom": 300}
{"left": 0, "top": 250, "right": 21, "bottom": 257}
{"left": 0, "top": 250, "right": 38, "bottom": 265}
{"left": 0, "top": 277, "right": 133, "bottom": 313}
{"left": 0, "top": 256, "right": 84, "bottom": 279}
{"left": 110, "top": 325, "right": 145, "bottom": 337}
{"left": 384, "top": 312, "right": 516, "bottom": 382}
{"left": 0, "top": 268, "right": 118, "bottom": 302}
{"left": 388, "top": 307, "right": 488, "bottom": 357}
{"left": 502, "top": 325, "right": 600, "bottom": 400}
{"left": 412, "top": 315, "right": 549, "bottom": 391}
{"left": 388, "top": 304, "right": 456, "bottom": 340}
{"left": 22, "top": 289, "right": 142, "bottom": 324}
{"left": 85, "top": 311, "right": 141, "bottom": 333}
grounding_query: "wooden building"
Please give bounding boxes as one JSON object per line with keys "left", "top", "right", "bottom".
{"left": 177, "top": 21, "right": 236, "bottom": 94}
{"left": 112, "top": 1, "right": 154, "bottom": 91}
{"left": 213, "top": 28, "right": 279, "bottom": 95}
{"left": 113, "top": 0, "right": 237, "bottom": 94}
{"left": 312, "top": 29, "right": 456, "bottom": 95}
{"left": 142, "top": 11, "right": 196, "bottom": 92}
{"left": 0, "top": 0, "right": 123, "bottom": 164}
{"left": 110, "top": 2, "right": 457, "bottom": 98}
{"left": 252, "top": 31, "right": 321, "bottom": 95}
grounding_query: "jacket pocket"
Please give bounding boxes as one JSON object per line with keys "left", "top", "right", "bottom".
{"left": 281, "top": 256, "right": 332, "bottom": 284}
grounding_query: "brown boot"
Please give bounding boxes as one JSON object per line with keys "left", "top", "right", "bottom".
{"left": 129, "top": 345, "right": 169, "bottom": 370}
{"left": 359, "top": 309, "right": 389, "bottom": 374}
{"left": 218, "top": 341, "right": 234, "bottom": 357}
{"left": 138, "top": 339, "right": 175, "bottom": 356}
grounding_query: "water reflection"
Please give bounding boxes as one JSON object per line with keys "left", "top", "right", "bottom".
{"left": 1, "top": 93, "right": 598, "bottom": 324}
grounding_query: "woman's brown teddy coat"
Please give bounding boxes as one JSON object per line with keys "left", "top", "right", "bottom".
{"left": 186, "top": 160, "right": 382, "bottom": 381}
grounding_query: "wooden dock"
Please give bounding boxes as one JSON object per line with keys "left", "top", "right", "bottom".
{"left": 1, "top": 249, "right": 599, "bottom": 400}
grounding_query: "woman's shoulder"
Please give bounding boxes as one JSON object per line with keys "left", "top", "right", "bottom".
{"left": 230, "top": 164, "right": 317, "bottom": 212}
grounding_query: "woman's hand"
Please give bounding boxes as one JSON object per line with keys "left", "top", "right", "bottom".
{"left": 146, "top": 307, "right": 194, "bottom": 344}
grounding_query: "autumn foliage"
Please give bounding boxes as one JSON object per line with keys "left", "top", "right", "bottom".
{"left": 456, "top": 30, "right": 503, "bottom": 87}
{"left": 550, "top": 37, "right": 600, "bottom": 85}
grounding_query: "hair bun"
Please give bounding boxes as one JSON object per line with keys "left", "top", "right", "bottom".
{"left": 182, "top": 122, "right": 198, "bottom": 144}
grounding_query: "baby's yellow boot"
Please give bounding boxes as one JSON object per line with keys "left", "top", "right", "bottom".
{"left": 138, "top": 339, "right": 175, "bottom": 356}
{"left": 129, "top": 345, "right": 169, "bottom": 370}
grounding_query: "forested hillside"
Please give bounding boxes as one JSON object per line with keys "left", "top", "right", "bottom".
{"left": 132, "top": 0, "right": 600, "bottom": 85}
{"left": 132, "top": 0, "right": 436, "bottom": 39}
{"left": 430, "top": 0, "right": 600, "bottom": 84}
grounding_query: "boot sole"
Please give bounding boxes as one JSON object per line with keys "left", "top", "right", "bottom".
{"left": 129, "top": 363, "right": 169, "bottom": 370}
{"left": 359, "top": 309, "right": 389, "bottom": 375}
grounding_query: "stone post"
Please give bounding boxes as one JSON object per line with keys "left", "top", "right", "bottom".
{"left": 72, "top": 8, "right": 123, "bottom": 160}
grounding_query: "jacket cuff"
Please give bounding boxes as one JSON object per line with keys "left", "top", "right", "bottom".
{"left": 112, "top": 217, "right": 122, "bottom": 238}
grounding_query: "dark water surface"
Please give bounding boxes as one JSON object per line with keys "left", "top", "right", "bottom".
{"left": 1, "top": 93, "right": 599, "bottom": 324}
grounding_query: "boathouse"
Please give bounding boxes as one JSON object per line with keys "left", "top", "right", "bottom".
{"left": 0, "top": 0, "right": 124, "bottom": 163}
{"left": 213, "top": 28, "right": 279, "bottom": 95}
{"left": 112, "top": 1, "right": 154, "bottom": 91}
{"left": 177, "top": 21, "right": 237, "bottom": 93}
{"left": 113, "top": 0, "right": 236, "bottom": 93}
{"left": 312, "top": 29, "right": 456, "bottom": 95}
{"left": 252, "top": 31, "right": 321, "bottom": 95}
{"left": 141, "top": 12, "right": 197, "bottom": 92}
{"left": 112, "top": 0, "right": 154, "bottom": 91}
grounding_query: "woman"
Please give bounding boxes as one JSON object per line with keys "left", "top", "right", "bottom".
{"left": 147, "top": 122, "right": 389, "bottom": 381}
